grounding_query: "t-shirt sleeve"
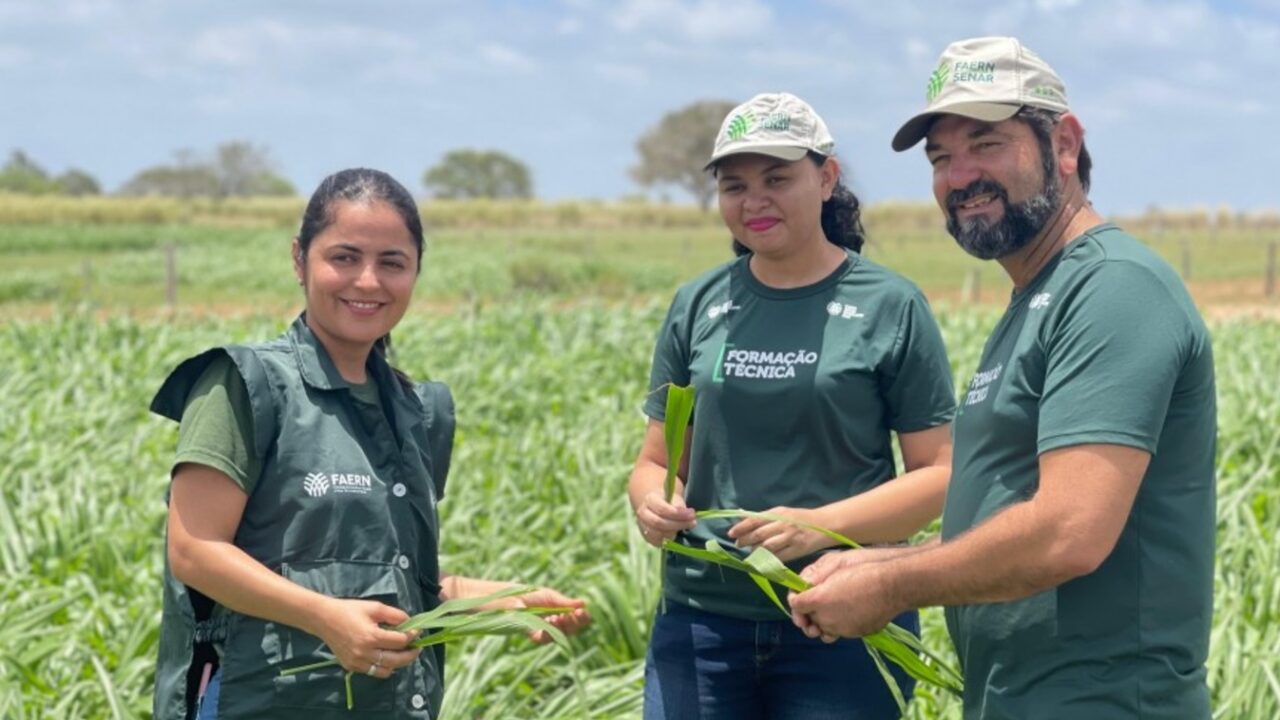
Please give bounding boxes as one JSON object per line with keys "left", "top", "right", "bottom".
{"left": 879, "top": 291, "right": 957, "bottom": 433}
{"left": 1037, "top": 262, "right": 1187, "bottom": 454}
{"left": 643, "top": 294, "right": 693, "bottom": 422}
{"left": 173, "top": 354, "right": 260, "bottom": 494}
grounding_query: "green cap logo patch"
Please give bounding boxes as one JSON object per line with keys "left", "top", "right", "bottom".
{"left": 726, "top": 110, "right": 755, "bottom": 140}
{"left": 926, "top": 61, "right": 950, "bottom": 102}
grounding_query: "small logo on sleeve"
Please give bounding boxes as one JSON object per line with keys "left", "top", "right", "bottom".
{"left": 706, "top": 300, "right": 740, "bottom": 319}
{"left": 1029, "top": 292, "right": 1052, "bottom": 310}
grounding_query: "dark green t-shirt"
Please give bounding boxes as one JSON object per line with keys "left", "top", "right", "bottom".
{"left": 175, "top": 355, "right": 381, "bottom": 495}
{"left": 646, "top": 249, "right": 956, "bottom": 620}
{"left": 942, "top": 224, "right": 1216, "bottom": 718}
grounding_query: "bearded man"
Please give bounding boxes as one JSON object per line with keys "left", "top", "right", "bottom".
{"left": 789, "top": 37, "right": 1217, "bottom": 719}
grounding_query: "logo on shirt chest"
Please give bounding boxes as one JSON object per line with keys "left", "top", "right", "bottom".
{"left": 963, "top": 363, "right": 1003, "bottom": 407}
{"left": 302, "top": 471, "right": 374, "bottom": 498}
{"left": 706, "top": 300, "right": 741, "bottom": 319}
{"left": 826, "top": 301, "right": 866, "bottom": 319}
{"left": 712, "top": 343, "right": 819, "bottom": 382}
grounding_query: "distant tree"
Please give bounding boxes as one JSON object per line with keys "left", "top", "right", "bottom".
{"left": 423, "top": 149, "right": 533, "bottom": 199}
{"left": 631, "top": 99, "right": 735, "bottom": 211}
{"left": 120, "top": 161, "right": 220, "bottom": 198}
{"left": 119, "top": 142, "right": 294, "bottom": 197}
{"left": 56, "top": 168, "right": 102, "bottom": 196}
{"left": 213, "top": 141, "right": 294, "bottom": 197}
{"left": 0, "top": 150, "right": 62, "bottom": 195}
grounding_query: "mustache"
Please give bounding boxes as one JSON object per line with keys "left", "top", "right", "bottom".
{"left": 947, "top": 180, "right": 1009, "bottom": 211}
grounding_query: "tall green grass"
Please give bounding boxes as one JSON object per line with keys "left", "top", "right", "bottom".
{"left": 0, "top": 306, "right": 1275, "bottom": 718}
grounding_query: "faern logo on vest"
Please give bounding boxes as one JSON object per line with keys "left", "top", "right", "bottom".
{"left": 302, "top": 471, "right": 374, "bottom": 498}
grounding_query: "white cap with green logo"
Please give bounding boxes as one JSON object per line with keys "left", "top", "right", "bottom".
{"left": 891, "top": 36, "right": 1069, "bottom": 152}
{"left": 706, "top": 92, "right": 836, "bottom": 169}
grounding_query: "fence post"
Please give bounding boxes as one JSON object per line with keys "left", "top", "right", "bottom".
{"left": 1266, "top": 241, "right": 1277, "bottom": 299}
{"left": 165, "top": 243, "right": 178, "bottom": 306}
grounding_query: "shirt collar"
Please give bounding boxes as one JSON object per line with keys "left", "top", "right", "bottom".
{"left": 287, "top": 313, "right": 400, "bottom": 392}
{"left": 286, "top": 315, "right": 424, "bottom": 429}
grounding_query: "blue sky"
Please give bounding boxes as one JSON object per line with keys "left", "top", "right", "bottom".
{"left": 2, "top": 0, "right": 1277, "bottom": 213}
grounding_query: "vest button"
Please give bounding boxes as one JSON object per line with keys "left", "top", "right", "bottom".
{"left": 411, "top": 693, "right": 426, "bottom": 710}
{"left": 397, "top": 555, "right": 410, "bottom": 570}
{"left": 392, "top": 483, "right": 407, "bottom": 497}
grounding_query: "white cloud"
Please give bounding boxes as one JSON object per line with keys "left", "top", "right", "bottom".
{"left": 613, "top": 0, "right": 772, "bottom": 41}
{"left": 189, "top": 19, "right": 413, "bottom": 68}
{"left": 479, "top": 43, "right": 538, "bottom": 74}
{"left": 904, "top": 37, "right": 933, "bottom": 63}
{"left": 63, "top": 0, "right": 117, "bottom": 22}
{"left": 0, "top": 44, "right": 29, "bottom": 67}
{"left": 1035, "top": 0, "right": 1082, "bottom": 10}
{"left": 557, "top": 16, "right": 584, "bottom": 34}
{"left": 594, "top": 61, "right": 647, "bottom": 85}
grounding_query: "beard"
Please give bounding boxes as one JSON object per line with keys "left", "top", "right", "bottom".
{"left": 945, "top": 167, "right": 1061, "bottom": 260}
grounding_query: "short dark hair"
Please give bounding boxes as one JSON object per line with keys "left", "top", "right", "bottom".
{"left": 726, "top": 152, "right": 867, "bottom": 257}
{"left": 1015, "top": 107, "right": 1092, "bottom": 193}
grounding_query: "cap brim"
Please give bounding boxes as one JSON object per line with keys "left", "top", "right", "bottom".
{"left": 891, "top": 102, "right": 1022, "bottom": 152}
{"left": 705, "top": 144, "right": 810, "bottom": 170}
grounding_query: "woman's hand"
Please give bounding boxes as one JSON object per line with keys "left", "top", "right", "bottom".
{"left": 634, "top": 490, "right": 697, "bottom": 547}
{"left": 311, "top": 598, "right": 421, "bottom": 680}
{"left": 514, "top": 587, "right": 592, "bottom": 644}
{"left": 727, "top": 506, "right": 828, "bottom": 562}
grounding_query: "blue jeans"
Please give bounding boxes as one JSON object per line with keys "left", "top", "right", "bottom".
{"left": 643, "top": 601, "right": 917, "bottom": 720}
{"left": 196, "top": 668, "right": 221, "bottom": 720}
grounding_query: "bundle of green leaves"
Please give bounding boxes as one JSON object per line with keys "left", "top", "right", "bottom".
{"left": 656, "top": 385, "right": 963, "bottom": 711}
{"left": 280, "top": 586, "right": 568, "bottom": 710}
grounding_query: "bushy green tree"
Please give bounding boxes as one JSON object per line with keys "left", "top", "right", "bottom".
{"left": 0, "top": 150, "right": 62, "bottom": 195}
{"left": 55, "top": 168, "right": 102, "bottom": 196}
{"left": 119, "top": 142, "right": 295, "bottom": 198}
{"left": 631, "top": 99, "right": 736, "bottom": 211}
{"left": 423, "top": 149, "right": 533, "bottom": 199}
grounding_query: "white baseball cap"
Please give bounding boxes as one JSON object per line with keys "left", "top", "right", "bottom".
{"left": 892, "top": 36, "right": 1070, "bottom": 152}
{"left": 706, "top": 92, "right": 836, "bottom": 169}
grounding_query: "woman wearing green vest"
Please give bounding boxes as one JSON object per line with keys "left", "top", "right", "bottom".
{"left": 629, "top": 93, "right": 956, "bottom": 719}
{"left": 151, "top": 168, "right": 590, "bottom": 719}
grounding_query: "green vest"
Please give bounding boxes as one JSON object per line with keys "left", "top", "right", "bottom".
{"left": 150, "top": 316, "right": 455, "bottom": 719}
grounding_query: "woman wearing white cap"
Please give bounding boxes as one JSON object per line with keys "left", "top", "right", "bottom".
{"left": 627, "top": 92, "right": 956, "bottom": 718}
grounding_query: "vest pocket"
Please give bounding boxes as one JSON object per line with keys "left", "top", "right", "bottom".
{"left": 219, "top": 560, "right": 412, "bottom": 715}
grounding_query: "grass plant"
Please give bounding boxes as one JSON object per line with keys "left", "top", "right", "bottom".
{"left": 0, "top": 301, "right": 1274, "bottom": 718}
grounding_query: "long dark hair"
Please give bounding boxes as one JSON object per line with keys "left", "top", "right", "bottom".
{"left": 725, "top": 152, "right": 867, "bottom": 257}
{"left": 296, "top": 168, "right": 423, "bottom": 383}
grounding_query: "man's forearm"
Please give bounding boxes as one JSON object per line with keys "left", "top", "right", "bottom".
{"left": 886, "top": 500, "right": 1086, "bottom": 610}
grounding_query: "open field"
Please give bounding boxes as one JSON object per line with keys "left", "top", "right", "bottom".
{"left": 2, "top": 198, "right": 1278, "bottom": 718}
{"left": 0, "top": 196, "right": 1277, "bottom": 312}
{"left": 1, "top": 303, "right": 1278, "bottom": 719}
